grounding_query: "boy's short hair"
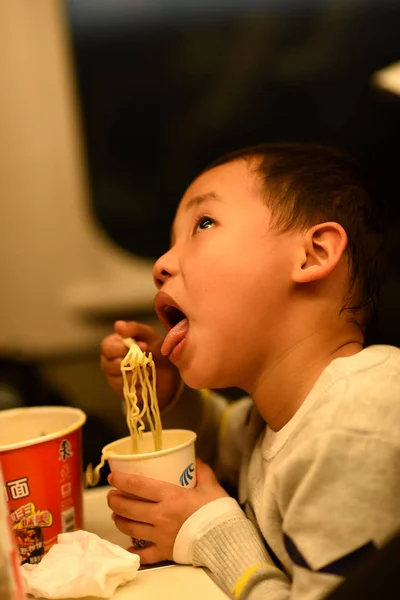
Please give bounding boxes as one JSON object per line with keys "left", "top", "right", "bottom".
{"left": 205, "top": 142, "right": 387, "bottom": 329}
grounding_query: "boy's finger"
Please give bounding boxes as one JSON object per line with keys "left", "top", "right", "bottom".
{"left": 127, "top": 544, "right": 165, "bottom": 565}
{"left": 111, "top": 514, "right": 155, "bottom": 543}
{"left": 114, "top": 321, "right": 160, "bottom": 345}
{"left": 100, "top": 355, "right": 123, "bottom": 376}
{"left": 195, "top": 458, "right": 218, "bottom": 486}
{"left": 135, "top": 340, "right": 149, "bottom": 353}
{"left": 100, "top": 334, "right": 127, "bottom": 359}
{"left": 108, "top": 492, "right": 156, "bottom": 525}
{"left": 109, "top": 471, "right": 168, "bottom": 503}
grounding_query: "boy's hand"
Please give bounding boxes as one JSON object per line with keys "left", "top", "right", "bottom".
{"left": 100, "top": 320, "right": 181, "bottom": 411}
{"left": 107, "top": 459, "right": 229, "bottom": 564}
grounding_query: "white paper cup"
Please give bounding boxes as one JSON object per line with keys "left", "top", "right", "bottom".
{"left": 102, "top": 429, "right": 197, "bottom": 488}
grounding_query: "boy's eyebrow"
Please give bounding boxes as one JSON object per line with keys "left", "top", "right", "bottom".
{"left": 184, "top": 191, "right": 222, "bottom": 211}
{"left": 170, "top": 192, "right": 222, "bottom": 245}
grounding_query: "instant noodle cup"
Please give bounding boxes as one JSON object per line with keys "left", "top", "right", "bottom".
{"left": 0, "top": 406, "right": 86, "bottom": 565}
{"left": 104, "top": 429, "right": 197, "bottom": 488}
{"left": 0, "top": 462, "right": 26, "bottom": 600}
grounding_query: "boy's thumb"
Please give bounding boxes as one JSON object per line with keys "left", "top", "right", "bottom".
{"left": 114, "top": 320, "right": 128, "bottom": 335}
{"left": 195, "top": 458, "right": 218, "bottom": 487}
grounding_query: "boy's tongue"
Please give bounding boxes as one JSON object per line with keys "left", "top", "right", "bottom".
{"left": 161, "top": 318, "right": 189, "bottom": 356}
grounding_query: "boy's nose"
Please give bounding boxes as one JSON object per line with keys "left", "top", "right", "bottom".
{"left": 153, "top": 256, "right": 171, "bottom": 289}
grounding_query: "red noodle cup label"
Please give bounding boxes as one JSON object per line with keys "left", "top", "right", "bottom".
{"left": 0, "top": 464, "right": 26, "bottom": 600}
{"left": 1, "top": 429, "right": 83, "bottom": 565}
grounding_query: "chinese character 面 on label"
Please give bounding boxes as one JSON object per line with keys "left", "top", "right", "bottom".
{"left": 7, "top": 477, "right": 30, "bottom": 500}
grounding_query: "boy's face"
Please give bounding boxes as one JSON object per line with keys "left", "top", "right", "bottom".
{"left": 153, "top": 159, "right": 300, "bottom": 391}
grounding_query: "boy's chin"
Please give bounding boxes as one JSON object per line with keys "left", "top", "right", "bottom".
{"left": 180, "top": 372, "right": 210, "bottom": 390}
{"left": 180, "top": 365, "right": 234, "bottom": 392}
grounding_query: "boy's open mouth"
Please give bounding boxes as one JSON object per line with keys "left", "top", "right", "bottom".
{"left": 154, "top": 292, "right": 189, "bottom": 358}
{"left": 154, "top": 291, "right": 187, "bottom": 331}
{"left": 163, "top": 305, "right": 187, "bottom": 331}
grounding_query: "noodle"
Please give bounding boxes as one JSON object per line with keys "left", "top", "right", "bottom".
{"left": 85, "top": 337, "right": 163, "bottom": 487}
{"left": 85, "top": 457, "right": 106, "bottom": 488}
{"left": 120, "top": 337, "right": 163, "bottom": 454}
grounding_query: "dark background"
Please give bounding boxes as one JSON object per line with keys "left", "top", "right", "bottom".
{"left": 67, "top": 0, "right": 400, "bottom": 345}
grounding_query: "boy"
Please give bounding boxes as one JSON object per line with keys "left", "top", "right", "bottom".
{"left": 101, "top": 143, "right": 400, "bottom": 600}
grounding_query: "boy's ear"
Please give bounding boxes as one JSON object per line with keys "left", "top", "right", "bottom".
{"left": 292, "top": 222, "right": 348, "bottom": 283}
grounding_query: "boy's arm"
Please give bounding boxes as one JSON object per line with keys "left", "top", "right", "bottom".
{"left": 174, "top": 429, "right": 400, "bottom": 600}
{"left": 174, "top": 498, "right": 291, "bottom": 598}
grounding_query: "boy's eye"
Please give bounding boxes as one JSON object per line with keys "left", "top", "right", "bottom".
{"left": 195, "top": 216, "right": 214, "bottom": 233}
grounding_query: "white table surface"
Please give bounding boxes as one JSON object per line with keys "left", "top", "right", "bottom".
{"left": 27, "top": 486, "right": 228, "bottom": 600}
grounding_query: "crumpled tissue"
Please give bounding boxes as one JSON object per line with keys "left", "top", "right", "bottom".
{"left": 20, "top": 530, "right": 140, "bottom": 599}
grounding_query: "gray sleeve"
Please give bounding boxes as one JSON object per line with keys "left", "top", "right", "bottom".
{"left": 192, "top": 516, "right": 291, "bottom": 599}
{"left": 191, "top": 430, "right": 400, "bottom": 600}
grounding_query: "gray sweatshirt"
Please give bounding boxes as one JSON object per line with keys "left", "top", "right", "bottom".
{"left": 162, "top": 345, "right": 400, "bottom": 599}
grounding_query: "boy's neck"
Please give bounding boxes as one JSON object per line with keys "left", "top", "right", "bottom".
{"left": 245, "top": 327, "right": 364, "bottom": 431}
